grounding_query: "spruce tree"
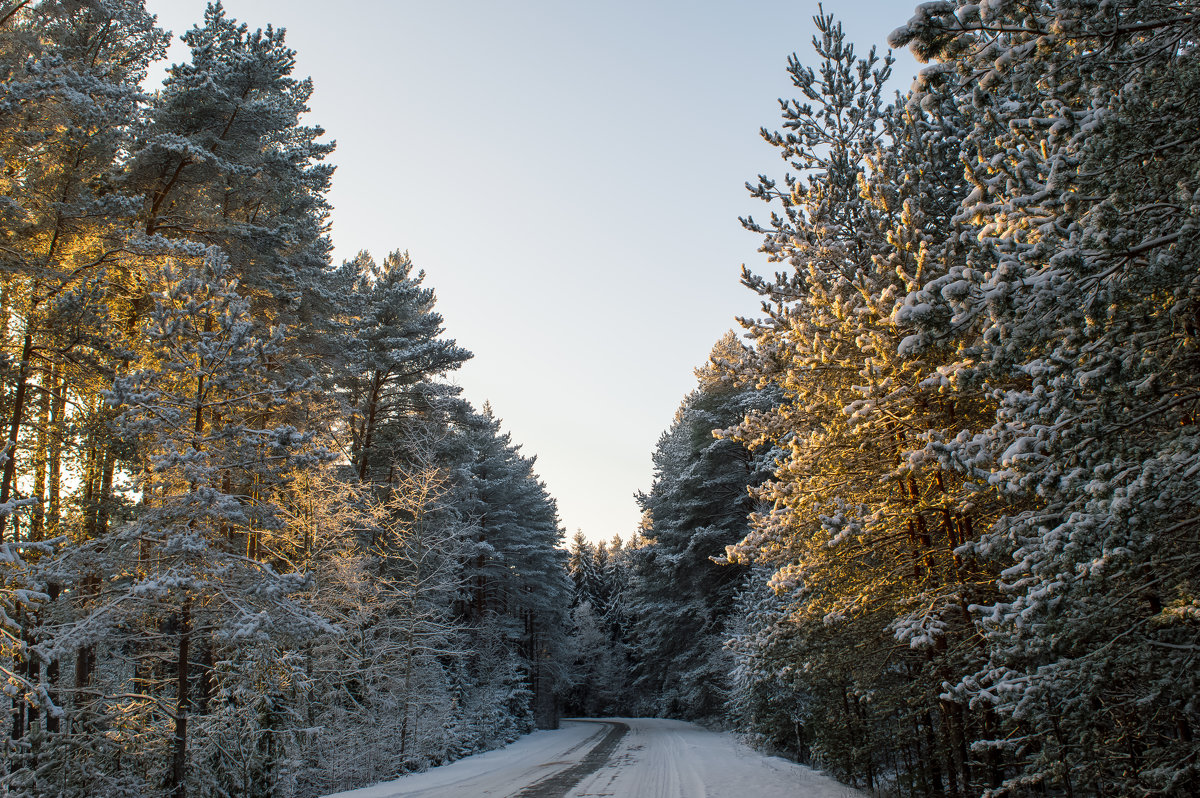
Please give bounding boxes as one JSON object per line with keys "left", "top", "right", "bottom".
{"left": 457, "top": 405, "right": 570, "bottom": 730}
{"left": 629, "top": 332, "right": 775, "bottom": 720}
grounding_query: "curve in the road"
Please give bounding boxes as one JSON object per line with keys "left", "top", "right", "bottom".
{"left": 512, "top": 720, "right": 629, "bottom": 798}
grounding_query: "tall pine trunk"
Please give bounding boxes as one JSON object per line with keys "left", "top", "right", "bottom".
{"left": 170, "top": 600, "right": 191, "bottom": 798}
{"left": 47, "top": 363, "right": 65, "bottom": 536}
{"left": 0, "top": 329, "right": 33, "bottom": 542}
{"left": 30, "top": 364, "right": 49, "bottom": 540}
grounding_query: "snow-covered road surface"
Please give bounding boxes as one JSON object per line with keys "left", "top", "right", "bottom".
{"left": 321, "top": 717, "right": 866, "bottom": 798}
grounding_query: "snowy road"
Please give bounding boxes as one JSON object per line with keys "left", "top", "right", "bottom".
{"left": 322, "top": 717, "right": 866, "bottom": 798}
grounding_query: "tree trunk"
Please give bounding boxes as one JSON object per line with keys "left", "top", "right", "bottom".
{"left": 81, "top": 426, "right": 98, "bottom": 536}
{"left": 47, "top": 363, "right": 65, "bottom": 537}
{"left": 9, "top": 609, "right": 25, "bottom": 742}
{"left": 30, "top": 365, "right": 49, "bottom": 541}
{"left": 939, "top": 700, "right": 960, "bottom": 797}
{"left": 0, "top": 329, "right": 34, "bottom": 542}
{"left": 922, "top": 710, "right": 946, "bottom": 797}
{"left": 95, "top": 447, "right": 116, "bottom": 538}
{"left": 911, "top": 713, "right": 931, "bottom": 797}
{"left": 983, "top": 706, "right": 1004, "bottom": 789}
{"left": 22, "top": 620, "right": 38, "bottom": 758}
{"left": 357, "top": 375, "right": 383, "bottom": 482}
{"left": 169, "top": 600, "right": 191, "bottom": 798}
{"left": 74, "top": 574, "right": 99, "bottom": 693}
{"left": 45, "top": 583, "right": 60, "bottom": 735}
{"left": 195, "top": 640, "right": 213, "bottom": 715}
{"left": 955, "top": 702, "right": 972, "bottom": 796}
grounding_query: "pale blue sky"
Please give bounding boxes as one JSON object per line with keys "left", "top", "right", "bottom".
{"left": 145, "top": 0, "right": 921, "bottom": 542}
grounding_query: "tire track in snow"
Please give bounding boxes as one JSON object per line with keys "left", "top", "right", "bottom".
{"left": 512, "top": 720, "right": 628, "bottom": 798}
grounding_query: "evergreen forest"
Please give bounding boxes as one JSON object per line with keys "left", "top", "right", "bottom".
{"left": 2, "top": 2, "right": 1199, "bottom": 797}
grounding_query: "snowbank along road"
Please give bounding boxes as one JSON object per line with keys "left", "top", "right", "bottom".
{"left": 323, "top": 717, "right": 866, "bottom": 798}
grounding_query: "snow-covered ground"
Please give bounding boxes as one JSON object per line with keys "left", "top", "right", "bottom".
{"left": 321, "top": 717, "right": 866, "bottom": 798}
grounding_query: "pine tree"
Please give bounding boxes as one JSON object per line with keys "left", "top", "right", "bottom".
{"left": 49, "top": 249, "right": 329, "bottom": 797}
{"left": 0, "top": 4, "right": 168, "bottom": 790}
{"left": 892, "top": 2, "right": 1200, "bottom": 794}
{"left": 564, "top": 532, "right": 634, "bottom": 717}
{"left": 725, "top": 12, "right": 1007, "bottom": 791}
{"left": 566, "top": 530, "right": 597, "bottom": 606}
{"left": 0, "top": 2, "right": 600, "bottom": 792}
{"left": 0, "top": 0, "right": 166, "bottom": 542}
{"left": 327, "top": 250, "right": 471, "bottom": 484}
{"left": 120, "top": 0, "right": 333, "bottom": 341}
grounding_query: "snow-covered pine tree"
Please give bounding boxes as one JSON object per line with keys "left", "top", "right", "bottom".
{"left": 725, "top": 11, "right": 1009, "bottom": 792}
{"left": 119, "top": 0, "right": 333, "bottom": 345}
{"left": 47, "top": 248, "right": 329, "bottom": 797}
{"left": 0, "top": 2, "right": 578, "bottom": 794}
{"left": 725, "top": 565, "right": 810, "bottom": 760}
{"left": 891, "top": 2, "right": 1200, "bottom": 794}
{"left": 0, "top": 0, "right": 167, "bottom": 541}
{"left": 724, "top": 19, "right": 908, "bottom": 787}
{"left": 597, "top": 535, "right": 632, "bottom": 648}
{"left": 0, "top": 3, "right": 168, "bottom": 789}
{"left": 0, "top": 475, "right": 54, "bottom": 796}
{"left": 566, "top": 530, "right": 598, "bottom": 606}
{"left": 0, "top": 0, "right": 167, "bottom": 507}
{"left": 326, "top": 250, "right": 471, "bottom": 484}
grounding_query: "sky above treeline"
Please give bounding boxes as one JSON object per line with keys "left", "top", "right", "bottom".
{"left": 145, "top": 0, "right": 922, "bottom": 543}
